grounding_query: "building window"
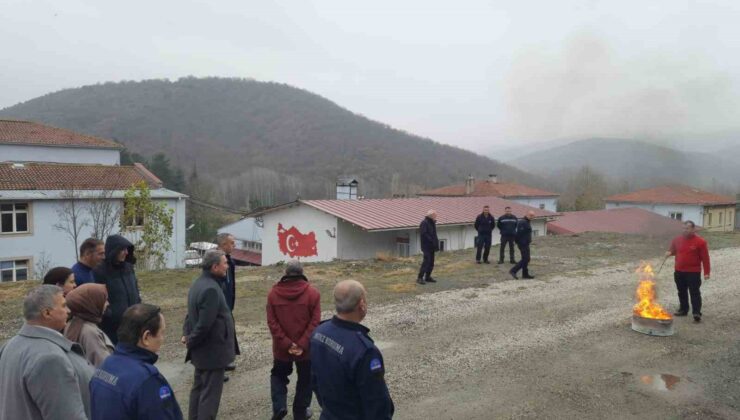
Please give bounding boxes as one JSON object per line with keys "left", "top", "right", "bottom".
{"left": 397, "top": 242, "right": 410, "bottom": 257}
{"left": 539, "top": 204, "right": 545, "bottom": 210}
{"left": 1, "top": 203, "right": 29, "bottom": 234}
{"left": 1, "top": 259, "right": 30, "bottom": 282}
{"left": 438, "top": 239, "right": 447, "bottom": 252}
{"left": 669, "top": 212, "right": 683, "bottom": 221}
{"left": 123, "top": 209, "right": 145, "bottom": 228}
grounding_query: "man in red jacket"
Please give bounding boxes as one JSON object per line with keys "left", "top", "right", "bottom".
{"left": 266, "top": 260, "right": 321, "bottom": 420}
{"left": 665, "top": 220, "right": 710, "bottom": 323}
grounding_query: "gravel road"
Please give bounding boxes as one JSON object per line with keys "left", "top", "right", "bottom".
{"left": 169, "top": 247, "right": 740, "bottom": 419}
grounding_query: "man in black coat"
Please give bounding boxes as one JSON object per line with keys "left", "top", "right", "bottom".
{"left": 497, "top": 206, "right": 518, "bottom": 264}
{"left": 93, "top": 234, "right": 141, "bottom": 344}
{"left": 215, "top": 233, "right": 246, "bottom": 372}
{"left": 510, "top": 211, "right": 535, "bottom": 280}
{"left": 474, "top": 205, "right": 496, "bottom": 264}
{"left": 417, "top": 210, "right": 439, "bottom": 285}
{"left": 182, "top": 250, "right": 236, "bottom": 420}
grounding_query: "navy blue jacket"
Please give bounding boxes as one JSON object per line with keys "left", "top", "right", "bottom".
{"left": 71, "top": 261, "right": 95, "bottom": 286}
{"left": 497, "top": 214, "right": 518, "bottom": 236}
{"left": 310, "top": 317, "right": 394, "bottom": 420}
{"left": 419, "top": 216, "right": 439, "bottom": 253}
{"left": 515, "top": 218, "right": 533, "bottom": 246}
{"left": 90, "top": 343, "right": 183, "bottom": 420}
{"left": 474, "top": 213, "right": 496, "bottom": 236}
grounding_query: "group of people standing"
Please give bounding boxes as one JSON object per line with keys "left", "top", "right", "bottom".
{"left": 417, "top": 205, "right": 537, "bottom": 284}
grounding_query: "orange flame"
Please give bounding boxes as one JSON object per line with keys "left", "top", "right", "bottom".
{"left": 633, "top": 262, "right": 672, "bottom": 320}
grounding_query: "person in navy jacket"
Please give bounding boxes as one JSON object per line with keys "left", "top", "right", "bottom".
{"left": 90, "top": 303, "right": 183, "bottom": 420}
{"left": 310, "top": 280, "right": 394, "bottom": 419}
{"left": 510, "top": 211, "right": 535, "bottom": 280}
{"left": 474, "top": 205, "right": 496, "bottom": 264}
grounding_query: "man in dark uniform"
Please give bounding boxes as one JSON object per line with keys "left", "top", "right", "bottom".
{"left": 417, "top": 210, "right": 439, "bottom": 285}
{"left": 310, "top": 280, "right": 394, "bottom": 420}
{"left": 474, "top": 205, "right": 496, "bottom": 264}
{"left": 215, "top": 233, "right": 245, "bottom": 373}
{"left": 510, "top": 210, "right": 535, "bottom": 280}
{"left": 496, "top": 206, "right": 518, "bottom": 264}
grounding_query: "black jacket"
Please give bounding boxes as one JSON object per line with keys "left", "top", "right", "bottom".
{"left": 223, "top": 253, "right": 249, "bottom": 311}
{"left": 515, "top": 218, "right": 533, "bottom": 246}
{"left": 183, "top": 269, "right": 236, "bottom": 370}
{"left": 419, "top": 216, "right": 439, "bottom": 252}
{"left": 474, "top": 213, "right": 496, "bottom": 236}
{"left": 94, "top": 235, "right": 141, "bottom": 344}
{"left": 497, "top": 214, "right": 518, "bottom": 236}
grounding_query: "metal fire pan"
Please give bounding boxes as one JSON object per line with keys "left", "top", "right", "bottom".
{"left": 631, "top": 315, "right": 674, "bottom": 336}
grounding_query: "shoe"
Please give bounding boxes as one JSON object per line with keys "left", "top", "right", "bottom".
{"left": 225, "top": 362, "right": 236, "bottom": 372}
{"left": 223, "top": 376, "right": 230, "bottom": 383}
{"left": 416, "top": 277, "right": 426, "bottom": 285}
{"left": 294, "top": 407, "right": 312, "bottom": 420}
{"left": 523, "top": 275, "right": 535, "bottom": 279}
{"left": 426, "top": 277, "right": 437, "bottom": 283}
{"left": 510, "top": 260, "right": 517, "bottom": 264}
{"left": 673, "top": 311, "right": 688, "bottom": 317}
{"left": 497, "top": 261, "right": 504, "bottom": 265}
{"left": 483, "top": 261, "right": 490, "bottom": 264}
{"left": 509, "top": 270, "right": 518, "bottom": 280}
{"left": 693, "top": 315, "right": 701, "bottom": 323}
{"left": 476, "top": 261, "right": 481, "bottom": 264}
{"left": 271, "top": 409, "right": 288, "bottom": 420}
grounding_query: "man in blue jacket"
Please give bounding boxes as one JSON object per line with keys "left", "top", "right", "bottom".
{"left": 474, "top": 205, "right": 496, "bottom": 264}
{"left": 510, "top": 211, "right": 535, "bottom": 280}
{"left": 496, "top": 206, "right": 518, "bottom": 264}
{"left": 417, "top": 210, "right": 439, "bottom": 285}
{"left": 90, "top": 303, "right": 183, "bottom": 420}
{"left": 310, "top": 280, "right": 394, "bottom": 419}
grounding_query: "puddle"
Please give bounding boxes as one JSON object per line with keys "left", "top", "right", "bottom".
{"left": 638, "top": 374, "right": 681, "bottom": 391}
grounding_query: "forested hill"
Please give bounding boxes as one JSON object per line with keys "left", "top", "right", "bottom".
{"left": 0, "top": 77, "right": 543, "bottom": 206}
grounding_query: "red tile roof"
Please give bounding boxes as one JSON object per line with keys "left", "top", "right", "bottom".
{"left": 605, "top": 185, "right": 736, "bottom": 206}
{"left": 0, "top": 162, "right": 162, "bottom": 190}
{"left": 547, "top": 208, "right": 684, "bottom": 236}
{"left": 231, "top": 248, "right": 262, "bottom": 266}
{"left": 293, "top": 196, "right": 556, "bottom": 231}
{"left": 419, "top": 179, "right": 559, "bottom": 198}
{"left": 0, "top": 119, "right": 121, "bottom": 149}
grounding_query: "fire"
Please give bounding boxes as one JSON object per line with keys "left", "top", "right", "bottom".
{"left": 633, "top": 262, "right": 672, "bottom": 320}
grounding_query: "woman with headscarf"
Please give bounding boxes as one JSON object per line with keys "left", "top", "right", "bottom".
{"left": 43, "top": 266, "right": 77, "bottom": 296}
{"left": 64, "top": 283, "right": 115, "bottom": 367}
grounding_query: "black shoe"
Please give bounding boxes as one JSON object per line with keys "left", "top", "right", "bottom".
{"left": 693, "top": 315, "right": 702, "bottom": 323}
{"left": 426, "top": 277, "right": 437, "bottom": 283}
{"left": 497, "top": 261, "right": 504, "bottom": 265}
{"left": 223, "top": 375, "right": 230, "bottom": 383}
{"left": 510, "top": 260, "right": 517, "bottom": 264}
{"left": 225, "top": 362, "right": 236, "bottom": 372}
{"left": 483, "top": 260, "right": 490, "bottom": 264}
{"left": 416, "top": 277, "right": 426, "bottom": 285}
{"left": 476, "top": 260, "right": 481, "bottom": 264}
{"left": 271, "top": 409, "right": 288, "bottom": 420}
{"left": 523, "top": 275, "right": 535, "bottom": 279}
{"left": 509, "top": 270, "right": 518, "bottom": 280}
{"left": 673, "top": 311, "right": 688, "bottom": 317}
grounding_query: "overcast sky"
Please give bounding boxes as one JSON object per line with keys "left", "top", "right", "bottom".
{"left": 2, "top": 0, "right": 740, "bottom": 151}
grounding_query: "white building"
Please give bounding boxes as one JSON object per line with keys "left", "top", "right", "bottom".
{"left": 605, "top": 185, "right": 736, "bottom": 232}
{"left": 418, "top": 174, "right": 560, "bottom": 212}
{"left": 0, "top": 120, "right": 187, "bottom": 282}
{"left": 253, "top": 196, "right": 556, "bottom": 265}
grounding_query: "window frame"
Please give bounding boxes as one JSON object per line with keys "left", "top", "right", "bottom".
{"left": 0, "top": 202, "right": 32, "bottom": 235}
{"left": 0, "top": 257, "right": 33, "bottom": 282}
{"left": 669, "top": 212, "right": 683, "bottom": 221}
{"left": 438, "top": 239, "right": 447, "bottom": 252}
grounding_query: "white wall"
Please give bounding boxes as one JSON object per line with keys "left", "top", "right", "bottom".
{"left": 217, "top": 217, "right": 263, "bottom": 243}
{"left": 606, "top": 202, "right": 703, "bottom": 226}
{"left": 337, "top": 221, "right": 399, "bottom": 260}
{"left": 0, "top": 196, "right": 186, "bottom": 278}
{"left": 510, "top": 197, "right": 558, "bottom": 212}
{"left": 262, "top": 205, "right": 338, "bottom": 265}
{"left": 0, "top": 144, "right": 120, "bottom": 165}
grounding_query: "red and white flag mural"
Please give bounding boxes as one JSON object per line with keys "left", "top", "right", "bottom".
{"left": 277, "top": 223, "right": 318, "bottom": 258}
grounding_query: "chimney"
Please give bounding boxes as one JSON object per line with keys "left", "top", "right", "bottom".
{"left": 488, "top": 174, "right": 498, "bottom": 184}
{"left": 465, "top": 175, "right": 475, "bottom": 195}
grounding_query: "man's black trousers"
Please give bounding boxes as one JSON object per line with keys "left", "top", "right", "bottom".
{"left": 475, "top": 235, "right": 492, "bottom": 262}
{"left": 511, "top": 243, "right": 530, "bottom": 277}
{"left": 418, "top": 249, "right": 436, "bottom": 279}
{"left": 500, "top": 235, "right": 516, "bottom": 263}
{"left": 189, "top": 368, "right": 225, "bottom": 420}
{"left": 271, "top": 359, "right": 312, "bottom": 419}
{"left": 674, "top": 271, "right": 702, "bottom": 315}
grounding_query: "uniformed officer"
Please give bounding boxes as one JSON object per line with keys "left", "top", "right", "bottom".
{"left": 510, "top": 210, "right": 535, "bottom": 280}
{"left": 90, "top": 304, "right": 183, "bottom": 420}
{"left": 310, "top": 280, "right": 394, "bottom": 419}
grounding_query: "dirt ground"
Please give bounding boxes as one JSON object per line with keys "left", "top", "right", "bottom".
{"left": 2, "top": 232, "right": 739, "bottom": 419}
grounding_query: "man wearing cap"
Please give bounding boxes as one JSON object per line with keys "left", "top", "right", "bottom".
{"left": 417, "top": 210, "right": 439, "bottom": 285}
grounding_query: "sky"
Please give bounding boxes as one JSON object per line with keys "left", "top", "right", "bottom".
{"left": 2, "top": 0, "right": 740, "bottom": 151}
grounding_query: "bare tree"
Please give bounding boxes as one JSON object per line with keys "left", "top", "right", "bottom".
{"left": 87, "top": 189, "right": 121, "bottom": 240}
{"left": 53, "top": 189, "right": 90, "bottom": 260}
{"left": 34, "top": 250, "right": 52, "bottom": 280}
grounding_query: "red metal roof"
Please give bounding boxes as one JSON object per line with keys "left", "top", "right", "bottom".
{"left": 0, "top": 119, "right": 121, "bottom": 149}
{"left": 547, "top": 208, "right": 684, "bottom": 236}
{"left": 231, "top": 248, "right": 262, "bottom": 265}
{"left": 605, "top": 185, "right": 736, "bottom": 206}
{"left": 300, "top": 196, "right": 556, "bottom": 231}
{"left": 0, "top": 162, "right": 162, "bottom": 190}
{"left": 419, "top": 179, "right": 559, "bottom": 198}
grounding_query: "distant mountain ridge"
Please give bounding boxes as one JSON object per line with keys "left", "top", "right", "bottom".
{"left": 0, "top": 77, "right": 545, "bottom": 206}
{"left": 510, "top": 138, "right": 740, "bottom": 193}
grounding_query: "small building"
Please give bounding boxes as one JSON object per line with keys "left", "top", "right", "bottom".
{"left": 252, "top": 196, "right": 556, "bottom": 265}
{"left": 336, "top": 176, "right": 359, "bottom": 200}
{"left": 605, "top": 185, "right": 736, "bottom": 232}
{"left": 418, "top": 174, "right": 560, "bottom": 212}
{"left": 547, "top": 208, "right": 684, "bottom": 236}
